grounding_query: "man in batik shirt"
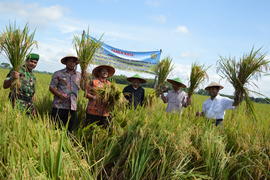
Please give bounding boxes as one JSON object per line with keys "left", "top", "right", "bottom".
{"left": 3, "top": 53, "right": 39, "bottom": 115}
{"left": 49, "top": 56, "right": 81, "bottom": 131}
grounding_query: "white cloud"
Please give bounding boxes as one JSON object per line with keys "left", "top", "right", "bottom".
{"left": 180, "top": 52, "right": 199, "bottom": 59}
{"left": 152, "top": 15, "right": 167, "bottom": 24}
{"left": 145, "top": 0, "right": 160, "bottom": 7}
{"left": 0, "top": 2, "right": 64, "bottom": 26}
{"left": 176, "top": 25, "right": 189, "bottom": 33}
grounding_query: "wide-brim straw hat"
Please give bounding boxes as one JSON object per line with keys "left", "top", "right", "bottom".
{"left": 205, "top": 82, "right": 224, "bottom": 90}
{"left": 127, "top": 74, "right": 146, "bottom": 84}
{"left": 92, "top": 65, "right": 115, "bottom": 78}
{"left": 61, "top": 56, "right": 79, "bottom": 65}
{"left": 167, "top": 78, "right": 187, "bottom": 88}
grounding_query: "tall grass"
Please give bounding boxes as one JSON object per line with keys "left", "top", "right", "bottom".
{"left": 188, "top": 63, "right": 208, "bottom": 97}
{"left": 218, "top": 48, "right": 270, "bottom": 119}
{"left": 153, "top": 57, "right": 174, "bottom": 96}
{"left": 73, "top": 30, "right": 102, "bottom": 89}
{"left": 0, "top": 69, "right": 269, "bottom": 179}
{"left": 0, "top": 23, "right": 37, "bottom": 90}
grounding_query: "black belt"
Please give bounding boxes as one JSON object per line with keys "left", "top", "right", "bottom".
{"left": 216, "top": 119, "right": 223, "bottom": 121}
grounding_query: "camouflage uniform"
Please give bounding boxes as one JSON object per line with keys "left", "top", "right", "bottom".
{"left": 6, "top": 65, "right": 36, "bottom": 114}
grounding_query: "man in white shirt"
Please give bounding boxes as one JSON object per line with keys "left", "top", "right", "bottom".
{"left": 196, "top": 82, "right": 238, "bottom": 126}
{"left": 161, "top": 78, "right": 191, "bottom": 113}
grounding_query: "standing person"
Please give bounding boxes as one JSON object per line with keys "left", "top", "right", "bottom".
{"left": 196, "top": 82, "right": 238, "bottom": 126}
{"left": 161, "top": 78, "right": 191, "bottom": 113}
{"left": 123, "top": 74, "right": 146, "bottom": 108}
{"left": 49, "top": 56, "right": 81, "bottom": 131}
{"left": 3, "top": 53, "right": 39, "bottom": 115}
{"left": 83, "top": 65, "right": 115, "bottom": 128}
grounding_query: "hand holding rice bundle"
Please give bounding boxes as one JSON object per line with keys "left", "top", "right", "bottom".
{"left": 218, "top": 48, "right": 270, "bottom": 117}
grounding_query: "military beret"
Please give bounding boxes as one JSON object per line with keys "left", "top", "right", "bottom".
{"left": 26, "top": 53, "right": 39, "bottom": 61}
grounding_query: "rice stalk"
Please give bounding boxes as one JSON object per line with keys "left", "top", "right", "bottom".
{"left": 0, "top": 22, "right": 37, "bottom": 91}
{"left": 218, "top": 47, "right": 270, "bottom": 118}
{"left": 94, "top": 82, "right": 121, "bottom": 111}
{"left": 153, "top": 57, "right": 174, "bottom": 96}
{"left": 73, "top": 29, "right": 102, "bottom": 89}
{"left": 188, "top": 63, "right": 208, "bottom": 97}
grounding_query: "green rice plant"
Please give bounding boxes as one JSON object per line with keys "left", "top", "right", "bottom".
{"left": 0, "top": 68, "right": 270, "bottom": 179}
{"left": 0, "top": 23, "right": 37, "bottom": 90}
{"left": 153, "top": 57, "right": 174, "bottom": 96}
{"left": 188, "top": 63, "right": 208, "bottom": 97}
{"left": 94, "top": 82, "right": 122, "bottom": 111}
{"left": 218, "top": 48, "right": 270, "bottom": 119}
{"left": 73, "top": 29, "right": 102, "bottom": 90}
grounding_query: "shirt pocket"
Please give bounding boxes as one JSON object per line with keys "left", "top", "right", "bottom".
{"left": 58, "top": 76, "right": 68, "bottom": 86}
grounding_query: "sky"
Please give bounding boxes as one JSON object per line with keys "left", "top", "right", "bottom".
{"left": 0, "top": 0, "right": 270, "bottom": 96}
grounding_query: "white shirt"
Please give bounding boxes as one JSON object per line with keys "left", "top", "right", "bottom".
{"left": 165, "top": 90, "right": 187, "bottom": 113}
{"left": 202, "top": 95, "right": 234, "bottom": 119}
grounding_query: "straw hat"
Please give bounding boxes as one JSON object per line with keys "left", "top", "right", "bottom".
{"left": 167, "top": 78, "right": 187, "bottom": 88}
{"left": 61, "top": 56, "right": 79, "bottom": 65}
{"left": 127, "top": 74, "right": 146, "bottom": 83}
{"left": 92, "top": 65, "right": 115, "bottom": 78}
{"left": 205, "top": 82, "right": 224, "bottom": 90}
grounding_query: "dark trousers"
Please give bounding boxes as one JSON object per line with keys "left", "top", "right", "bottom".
{"left": 51, "top": 108, "right": 78, "bottom": 131}
{"left": 216, "top": 119, "right": 223, "bottom": 126}
{"left": 83, "top": 113, "right": 110, "bottom": 128}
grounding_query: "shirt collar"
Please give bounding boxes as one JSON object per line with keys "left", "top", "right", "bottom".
{"left": 173, "top": 89, "right": 182, "bottom": 94}
{"left": 65, "top": 68, "right": 76, "bottom": 74}
{"left": 210, "top": 94, "right": 221, "bottom": 101}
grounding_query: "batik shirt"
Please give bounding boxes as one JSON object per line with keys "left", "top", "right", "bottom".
{"left": 6, "top": 65, "right": 36, "bottom": 113}
{"left": 86, "top": 79, "right": 111, "bottom": 117}
{"left": 50, "top": 68, "right": 81, "bottom": 111}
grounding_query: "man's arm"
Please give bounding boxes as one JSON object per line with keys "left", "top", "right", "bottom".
{"left": 161, "top": 93, "right": 168, "bottom": 103}
{"left": 49, "top": 73, "right": 68, "bottom": 100}
{"left": 49, "top": 86, "right": 68, "bottom": 100}
{"left": 3, "top": 71, "right": 20, "bottom": 89}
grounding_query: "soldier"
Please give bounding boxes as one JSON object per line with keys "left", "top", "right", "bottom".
{"left": 123, "top": 74, "right": 146, "bottom": 108}
{"left": 3, "top": 53, "right": 39, "bottom": 115}
{"left": 49, "top": 56, "right": 81, "bottom": 131}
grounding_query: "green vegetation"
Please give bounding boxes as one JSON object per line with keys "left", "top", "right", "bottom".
{"left": 0, "top": 69, "right": 269, "bottom": 179}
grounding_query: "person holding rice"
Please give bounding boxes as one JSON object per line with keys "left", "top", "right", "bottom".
{"left": 123, "top": 74, "right": 146, "bottom": 109}
{"left": 196, "top": 82, "right": 238, "bottom": 126}
{"left": 49, "top": 56, "right": 81, "bottom": 131}
{"left": 3, "top": 53, "right": 40, "bottom": 115}
{"left": 83, "top": 65, "right": 115, "bottom": 128}
{"left": 161, "top": 78, "right": 191, "bottom": 113}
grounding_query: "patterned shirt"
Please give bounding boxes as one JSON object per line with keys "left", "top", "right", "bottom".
{"left": 165, "top": 90, "right": 188, "bottom": 113}
{"left": 202, "top": 94, "right": 234, "bottom": 119}
{"left": 86, "top": 79, "right": 111, "bottom": 117}
{"left": 6, "top": 65, "right": 36, "bottom": 113}
{"left": 50, "top": 68, "right": 81, "bottom": 111}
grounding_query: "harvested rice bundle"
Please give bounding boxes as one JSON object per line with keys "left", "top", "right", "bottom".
{"left": 73, "top": 30, "right": 102, "bottom": 89}
{"left": 188, "top": 63, "right": 208, "bottom": 97}
{"left": 0, "top": 23, "right": 37, "bottom": 90}
{"left": 94, "top": 82, "right": 121, "bottom": 111}
{"left": 153, "top": 57, "right": 174, "bottom": 96}
{"left": 218, "top": 48, "right": 270, "bottom": 117}
{"left": 143, "top": 92, "right": 156, "bottom": 107}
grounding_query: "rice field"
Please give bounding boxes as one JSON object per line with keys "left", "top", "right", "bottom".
{"left": 0, "top": 68, "right": 269, "bottom": 179}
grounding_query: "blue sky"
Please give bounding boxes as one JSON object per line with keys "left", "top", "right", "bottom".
{"left": 1, "top": 0, "right": 270, "bottom": 96}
